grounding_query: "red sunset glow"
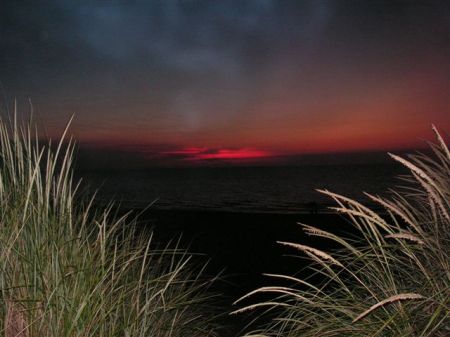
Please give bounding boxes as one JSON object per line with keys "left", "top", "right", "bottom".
{"left": 191, "top": 149, "right": 271, "bottom": 161}
{"left": 161, "top": 147, "right": 273, "bottom": 161}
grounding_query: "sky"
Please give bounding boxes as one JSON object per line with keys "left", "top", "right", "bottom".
{"left": 0, "top": 0, "right": 449, "bottom": 165}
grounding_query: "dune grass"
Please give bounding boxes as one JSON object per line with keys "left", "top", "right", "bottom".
{"left": 234, "top": 126, "right": 450, "bottom": 337}
{"left": 0, "top": 115, "right": 220, "bottom": 337}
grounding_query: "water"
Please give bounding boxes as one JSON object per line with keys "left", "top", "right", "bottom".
{"left": 77, "top": 163, "right": 405, "bottom": 213}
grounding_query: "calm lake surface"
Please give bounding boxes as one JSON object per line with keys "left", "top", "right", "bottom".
{"left": 78, "top": 163, "right": 404, "bottom": 213}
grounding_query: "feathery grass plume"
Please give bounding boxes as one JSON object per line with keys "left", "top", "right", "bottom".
{"left": 384, "top": 233, "right": 425, "bottom": 245}
{"left": 235, "top": 126, "right": 449, "bottom": 337}
{"left": 352, "top": 293, "right": 424, "bottom": 323}
{"left": 276, "top": 241, "right": 343, "bottom": 267}
{"left": 0, "top": 113, "right": 220, "bottom": 337}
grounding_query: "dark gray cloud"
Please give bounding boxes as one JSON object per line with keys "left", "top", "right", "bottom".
{"left": 1, "top": 1, "right": 334, "bottom": 78}
{"left": 0, "top": 1, "right": 337, "bottom": 128}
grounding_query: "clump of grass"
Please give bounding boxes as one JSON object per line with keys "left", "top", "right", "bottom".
{"left": 234, "top": 126, "right": 449, "bottom": 337}
{"left": 0, "top": 114, "right": 220, "bottom": 337}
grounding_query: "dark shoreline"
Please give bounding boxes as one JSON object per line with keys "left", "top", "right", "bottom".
{"left": 128, "top": 208, "right": 352, "bottom": 335}
{"left": 132, "top": 209, "right": 349, "bottom": 280}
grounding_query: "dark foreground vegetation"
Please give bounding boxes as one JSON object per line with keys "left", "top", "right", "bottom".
{"left": 0, "top": 117, "right": 221, "bottom": 337}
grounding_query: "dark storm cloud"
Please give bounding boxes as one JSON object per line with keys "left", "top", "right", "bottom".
{"left": 75, "top": 1, "right": 331, "bottom": 68}
{"left": 0, "top": 1, "right": 333, "bottom": 112}
{"left": 2, "top": 1, "right": 449, "bottom": 86}
{"left": 0, "top": 1, "right": 317, "bottom": 72}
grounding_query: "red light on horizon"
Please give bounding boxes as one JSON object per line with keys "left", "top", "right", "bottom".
{"left": 192, "top": 148, "right": 272, "bottom": 160}
{"left": 161, "top": 147, "right": 273, "bottom": 161}
{"left": 162, "top": 147, "right": 207, "bottom": 156}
